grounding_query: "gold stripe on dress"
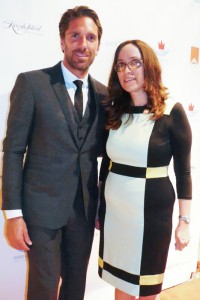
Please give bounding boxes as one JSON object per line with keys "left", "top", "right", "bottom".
{"left": 146, "top": 166, "right": 168, "bottom": 178}
{"left": 98, "top": 257, "right": 104, "bottom": 268}
{"left": 108, "top": 160, "right": 112, "bottom": 171}
{"left": 140, "top": 273, "right": 164, "bottom": 285}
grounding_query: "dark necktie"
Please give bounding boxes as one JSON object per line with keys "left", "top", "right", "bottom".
{"left": 73, "top": 80, "right": 83, "bottom": 120}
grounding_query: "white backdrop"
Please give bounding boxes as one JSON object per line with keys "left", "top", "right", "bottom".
{"left": 0, "top": 0, "right": 200, "bottom": 299}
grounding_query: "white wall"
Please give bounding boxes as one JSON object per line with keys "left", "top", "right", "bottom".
{"left": 0, "top": 0, "right": 200, "bottom": 299}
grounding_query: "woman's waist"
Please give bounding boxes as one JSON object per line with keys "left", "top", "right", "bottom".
{"left": 109, "top": 161, "right": 169, "bottom": 179}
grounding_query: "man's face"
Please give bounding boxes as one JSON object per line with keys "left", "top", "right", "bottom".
{"left": 60, "top": 16, "right": 100, "bottom": 78}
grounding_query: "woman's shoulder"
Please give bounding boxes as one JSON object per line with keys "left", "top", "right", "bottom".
{"left": 163, "top": 98, "right": 183, "bottom": 115}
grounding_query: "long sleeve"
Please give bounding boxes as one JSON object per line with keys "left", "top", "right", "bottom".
{"left": 170, "top": 103, "right": 192, "bottom": 200}
{"left": 2, "top": 73, "right": 35, "bottom": 210}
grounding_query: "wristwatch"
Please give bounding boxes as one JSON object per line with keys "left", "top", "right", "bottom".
{"left": 179, "top": 215, "right": 191, "bottom": 224}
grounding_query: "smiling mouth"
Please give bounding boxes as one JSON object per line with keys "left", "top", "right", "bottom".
{"left": 124, "top": 78, "right": 135, "bottom": 82}
{"left": 74, "top": 51, "right": 90, "bottom": 58}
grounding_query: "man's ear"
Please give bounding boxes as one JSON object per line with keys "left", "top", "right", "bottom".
{"left": 60, "top": 38, "right": 64, "bottom": 52}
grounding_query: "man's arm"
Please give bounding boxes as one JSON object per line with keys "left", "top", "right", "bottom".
{"left": 2, "top": 73, "right": 34, "bottom": 211}
{"left": 2, "top": 73, "right": 34, "bottom": 251}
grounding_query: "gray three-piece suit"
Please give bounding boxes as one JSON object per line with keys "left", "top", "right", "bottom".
{"left": 2, "top": 61, "right": 107, "bottom": 300}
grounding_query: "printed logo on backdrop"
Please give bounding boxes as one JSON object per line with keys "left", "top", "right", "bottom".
{"left": 191, "top": 0, "right": 200, "bottom": 5}
{"left": 186, "top": 47, "right": 200, "bottom": 119}
{"left": 103, "top": 40, "right": 120, "bottom": 47}
{"left": 155, "top": 41, "right": 169, "bottom": 57}
{"left": 187, "top": 102, "right": 199, "bottom": 119}
{"left": 190, "top": 46, "right": 199, "bottom": 64}
{"left": 13, "top": 254, "right": 26, "bottom": 263}
{"left": 188, "top": 103, "right": 195, "bottom": 112}
{"left": 2, "top": 19, "right": 42, "bottom": 35}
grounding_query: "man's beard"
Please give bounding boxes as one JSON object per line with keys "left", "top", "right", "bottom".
{"left": 68, "top": 58, "right": 94, "bottom": 71}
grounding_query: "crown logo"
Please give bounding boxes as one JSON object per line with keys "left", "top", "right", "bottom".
{"left": 188, "top": 103, "right": 194, "bottom": 111}
{"left": 158, "top": 41, "right": 165, "bottom": 50}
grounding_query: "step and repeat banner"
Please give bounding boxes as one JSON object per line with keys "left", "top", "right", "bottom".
{"left": 0, "top": 0, "right": 200, "bottom": 299}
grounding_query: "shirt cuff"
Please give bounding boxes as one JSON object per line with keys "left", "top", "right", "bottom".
{"left": 4, "top": 209, "right": 23, "bottom": 219}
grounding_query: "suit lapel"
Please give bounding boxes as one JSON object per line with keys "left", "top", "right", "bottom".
{"left": 86, "top": 75, "right": 99, "bottom": 128}
{"left": 48, "top": 62, "right": 79, "bottom": 146}
{"left": 77, "top": 75, "right": 101, "bottom": 151}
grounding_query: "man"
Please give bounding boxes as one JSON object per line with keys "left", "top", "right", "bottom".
{"left": 2, "top": 6, "right": 107, "bottom": 300}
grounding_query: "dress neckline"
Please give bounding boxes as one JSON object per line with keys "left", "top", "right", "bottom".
{"left": 129, "top": 105, "right": 148, "bottom": 114}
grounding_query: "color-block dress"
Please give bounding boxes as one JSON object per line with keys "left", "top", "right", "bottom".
{"left": 98, "top": 101, "right": 192, "bottom": 297}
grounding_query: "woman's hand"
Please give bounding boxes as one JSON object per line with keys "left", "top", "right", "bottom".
{"left": 175, "top": 221, "right": 190, "bottom": 251}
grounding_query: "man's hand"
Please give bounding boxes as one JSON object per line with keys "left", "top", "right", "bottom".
{"left": 95, "top": 219, "right": 100, "bottom": 230}
{"left": 5, "top": 217, "right": 32, "bottom": 251}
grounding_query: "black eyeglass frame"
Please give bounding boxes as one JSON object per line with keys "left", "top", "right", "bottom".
{"left": 114, "top": 58, "right": 143, "bottom": 72}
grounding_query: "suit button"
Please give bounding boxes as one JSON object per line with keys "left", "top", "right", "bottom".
{"left": 74, "top": 170, "right": 79, "bottom": 176}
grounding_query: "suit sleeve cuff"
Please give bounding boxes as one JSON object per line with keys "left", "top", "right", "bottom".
{"left": 4, "top": 209, "right": 23, "bottom": 219}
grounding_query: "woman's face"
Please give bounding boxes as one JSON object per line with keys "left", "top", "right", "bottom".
{"left": 116, "top": 43, "right": 145, "bottom": 98}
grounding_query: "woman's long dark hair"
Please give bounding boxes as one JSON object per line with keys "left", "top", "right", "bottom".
{"left": 103, "top": 40, "right": 169, "bottom": 130}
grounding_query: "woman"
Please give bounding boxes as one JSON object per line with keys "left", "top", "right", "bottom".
{"left": 98, "top": 40, "right": 192, "bottom": 300}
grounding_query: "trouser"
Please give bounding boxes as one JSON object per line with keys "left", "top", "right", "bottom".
{"left": 26, "top": 180, "right": 95, "bottom": 300}
{"left": 26, "top": 212, "right": 94, "bottom": 300}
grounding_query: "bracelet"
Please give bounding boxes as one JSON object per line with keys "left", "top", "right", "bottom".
{"left": 179, "top": 215, "right": 191, "bottom": 224}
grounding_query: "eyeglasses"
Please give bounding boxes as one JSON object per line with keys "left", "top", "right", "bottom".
{"left": 114, "top": 58, "right": 143, "bottom": 72}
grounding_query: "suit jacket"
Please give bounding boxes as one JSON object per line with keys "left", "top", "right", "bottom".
{"left": 2, "top": 62, "right": 107, "bottom": 229}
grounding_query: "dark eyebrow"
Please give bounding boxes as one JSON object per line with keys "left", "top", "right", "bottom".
{"left": 117, "top": 56, "right": 142, "bottom": 62}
